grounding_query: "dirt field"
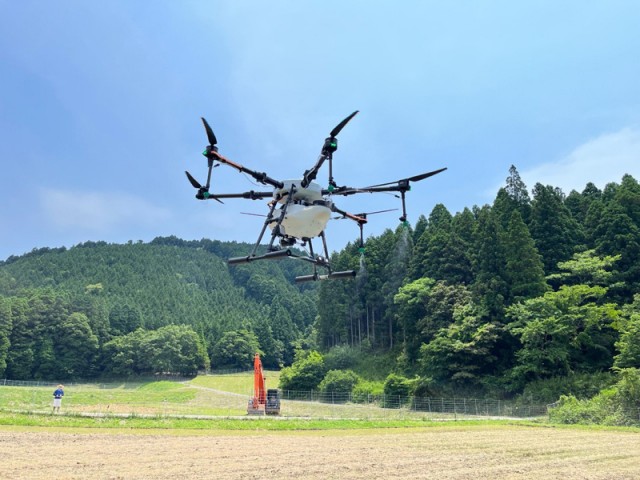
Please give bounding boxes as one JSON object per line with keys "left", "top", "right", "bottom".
{"left": 2, "top": 425, "right": 640, "bottom": 479}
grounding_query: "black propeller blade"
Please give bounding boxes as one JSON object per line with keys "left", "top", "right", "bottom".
{"left": 355, "top": 208, "right": 399, "bottom": 217}
{"left": 184, "top": 171, "right": 224, "bottom": 203}
{"left": 185, "top": 170, "right": 202, "bottom": 189}
{"left": 201, "top": 117, "right": 217, "bottom": 147}
{"left": 332, "top": 208, "right": 398, "bottom": 221}
{"left": 303, "top": 111, "right": 360, "bottom": 188}
{"left": 240, "top": 212, "right": 268, "bottom": 218}
{"left": 365, "top": 167, "right": 448, "bottom": 189}
{"left": 330, "top": 110, "right": 359, "bottom": 138}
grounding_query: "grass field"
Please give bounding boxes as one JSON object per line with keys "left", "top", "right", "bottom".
{"left": 1, "top": 373, "right": 509, "bottom": 421}
{"left": 2, "top": 375, "right": 640, "bottom": 479}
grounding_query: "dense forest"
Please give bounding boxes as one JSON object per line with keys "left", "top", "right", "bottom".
{"left": 1, "top": 167, "right": 640, "bottom": 407}
{"left": 0, "top": 238, "right": 318, "bottom": 377}
{"left": 314, "top": 168, "right": 640, "bottom": 399}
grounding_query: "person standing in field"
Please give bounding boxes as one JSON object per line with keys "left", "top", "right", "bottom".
{"left": 52, "top": 385, "right": 64, "bottom": 413}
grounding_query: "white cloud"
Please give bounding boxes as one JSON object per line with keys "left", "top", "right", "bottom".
{"left": 41, "top": 189, "right": 171, "bottom": 232}
{"left": 520, "top": 127, "right": 640, "bottom": 194}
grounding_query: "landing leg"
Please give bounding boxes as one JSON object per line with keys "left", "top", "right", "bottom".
{"left": 267, "top": 184, "right": 296, "bottom": 251}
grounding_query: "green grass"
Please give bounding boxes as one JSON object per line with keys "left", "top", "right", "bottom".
{"left": 0, "top": 410, "right": 535, "bottom": 432}
{"left": 0, "top": 380, "right": 238, "bottom": 416}
{"left": 0, "top": 375, "right": 557, "bottom": 430}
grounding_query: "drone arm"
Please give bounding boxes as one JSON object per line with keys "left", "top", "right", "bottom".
{"left": 196, "top": 190, "right": 273, "bottom": 201}
{"left": 331, "top": 205, "right": 367, "bottom": 224}
{"left": 301, "top": 111, "right": 359, "bottom": 188}
{"left": 325, "top": 185, "right": 402, "bottom": 197}
{"left": 301, "top": 152, "right": 330, "bottom": 188}
{"left": 209, "top": 151, "right": 284, "bottom": 189}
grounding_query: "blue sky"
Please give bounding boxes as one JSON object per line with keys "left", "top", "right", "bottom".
{"left": 1, "top": 1, "right": 639, "bottom": 261}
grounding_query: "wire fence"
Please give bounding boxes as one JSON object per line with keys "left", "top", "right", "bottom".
{"left": 280, "top": 390, "right": 548, "bottom": 418}
{"left": 0, "top": 379, "right": 548, "bottom": 420}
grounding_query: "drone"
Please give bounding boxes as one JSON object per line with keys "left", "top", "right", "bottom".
{"left": 185, "top": 111, "right": 446, "bottom": 283}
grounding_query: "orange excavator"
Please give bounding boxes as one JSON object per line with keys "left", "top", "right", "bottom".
{"left": 247, "top": 353, "right": 280, "bottom": 415}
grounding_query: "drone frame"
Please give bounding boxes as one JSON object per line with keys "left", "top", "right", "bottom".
{"left": 185, "top": 112, "right": 446, "bottom": 282}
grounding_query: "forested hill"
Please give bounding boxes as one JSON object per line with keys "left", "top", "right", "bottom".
{"left": 0, "top": 237, "right": 318, "bottom": 378}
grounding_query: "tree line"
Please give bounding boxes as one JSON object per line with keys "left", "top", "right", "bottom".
{"left": 316, "top": 168, "right": 640, "bottom": 396}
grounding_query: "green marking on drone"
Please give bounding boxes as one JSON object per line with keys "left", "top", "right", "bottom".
{"left": 203, "top": 192, "right": 210, "bottom": 198}
{"left": 327, "top": 185, "right": 335, "bottom": 193}
{"left": 358, "top": 247, "right": 366, "bottom": 254}
{"left": 202, "top": 149, "right": 208, "bottom": 157}
{"left": 402, "top": 220, "right": 409, "bottom": 228}
{"left": 330, "top": 142, "right": 337, "bottom": 148}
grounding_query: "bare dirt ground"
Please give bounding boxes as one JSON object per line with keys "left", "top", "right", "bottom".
{"left": 2, "top": 425, "right": 640, "bottom": 479}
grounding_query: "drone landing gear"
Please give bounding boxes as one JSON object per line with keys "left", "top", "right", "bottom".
{"left": 226, "top": 186, "right": 354, "bottom": 281}
{"left": 294, "top": 270, "right": 356, "bottom": 283}
{"left": 294, "top": 231, "right": 356, "bottom": 283}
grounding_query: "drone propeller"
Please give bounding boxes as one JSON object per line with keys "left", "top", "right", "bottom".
{"left": 332, "top": 208, "right": 398, "bottom": 221}
{"left": 365, "top": 167, "right": 448, "bottom": 189}
{"left": 185, "top": 170, "right": 202, "bottom": 190}
{"left": 330, "top": 110, "right": 359, "bottom": 138}
{"left": 185, "top": 117, "right": 229, "bottom": 203}
{"left": 184, "top": 170, "right": 224, "bottom": 203}
{"left": 301, "top": 110, "right": 359, "bottom": 189}
{"left": 332, "top": 207, "right": 399, "bottom": 250}
{"left": 201, "top": 117, "right": 218, "bottom": 148}
{"left": 329, "top": 167, "right": 447, "bottom": 223}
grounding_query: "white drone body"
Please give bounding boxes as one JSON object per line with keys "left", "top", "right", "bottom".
{"left": 271, "top": 180, "right": 332, "bottom": 239}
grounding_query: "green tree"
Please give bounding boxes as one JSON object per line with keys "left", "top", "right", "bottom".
{"left": 5, "top": 298, "right": 34, "bottom": 379}
{"left": 318, "top": 369, "right": 360, "bottom": 397}
{"left": 565, "top": 183, "right": 601, "bottom": 226}
{"left": 503, "top": 210, "right": 547, "bottom": 302}
{"left": 0, "top": 298, "right": 12, "bottom": 376}
{"left": 472, "top": 206, "right": 508, "bottom": 322}
{"left": 507, "top": 285, "right": 619, "bottom": 383}
{"left": 383, "top": 373, "right": 413, "bottom": 397}
{"left": 504, "top": 165, "right": 532, "bottom": 223}
{"left": 279, "top": 350, "right": 327, "bottom": 391}
{"left": 211, "top": 329, "right": 260, "bottom": 370}
{"left": 420, "top": 302, "right": 500, "bottom": 388}
{"left": 109, "top": 304, "right": 143, "bottom": 336}
{"left": 529, "top": 183, "right": 584, "bottom": 274}
{"left": 101, "top": 329, "right": 146, "bottom": 376}
{"left": 252, "top": 320, "right": 283, "bottom": 369}
{"left": 140, "top": 325, "right": 209, "bottom": 375}
{"left": 591, "top": 176, "right": 640, "bottom": 299}
{"left": 55, "top": 312, "right": 99, "bottom": 378}
{"left": 546, "top": 249, "right": 620, "bottom": 288}
{"left": 614, "top": 295, "right": 640, "bottom": 369}
{"left": 394, "top": 277, "right": 436, "bottom": 365}
{"left": 395, "top": 278, "right": 473, "bottom": 370}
